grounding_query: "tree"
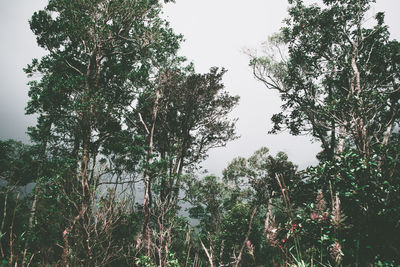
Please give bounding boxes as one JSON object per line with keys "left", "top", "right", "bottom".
{"left": 223, "top": 147, "right": 298, "bottom": 205}
{"left": 249, "top": 0, "right": 400, "bottom": 160}
{"left": 0, "top": 140, "right": 37, "bottom": 265}
{"left": 131, "top": 65, "right": 239, "bottom": 258}
{"left": 249, "top": 0, "right": 400, "bottom": 264}
{"left": 135, "top": 66, "right": 239, "bottom": 200}
{"left": 25, "top": 0, "right": 182, "bottom": 264}
{"left": 302, "top": 147, "right": 400, "bottom": 265}
{"left": 185, "top": 148, "right": 297, "bottom": 266}
{"left": 186, "top": 175, "right": 226, "bottom": 236}
{"left": 0, "top": 140, "right": 37, "bottom": 186}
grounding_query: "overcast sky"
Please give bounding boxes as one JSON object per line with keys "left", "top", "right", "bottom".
{"left": 0, "top": 1, "right": 399, "bottom": 175}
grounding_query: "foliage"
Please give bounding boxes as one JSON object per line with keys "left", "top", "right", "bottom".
{"left": 250, "top": 0, "right": 400, "bottom": 160}
{"left": 1, "top": 0, "right": 400, "bottom": 266}
{"left": 0, "top": 140, "right": 38, "bottom": 186}
{"left": 249, "top": 0, "right": 400, "bottom": 265}
{"left": 301, "top": 147, "right": 400, "bottom": 265}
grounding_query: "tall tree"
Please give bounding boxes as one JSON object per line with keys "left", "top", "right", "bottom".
{"left": 131, "top": 65, "right": 239, "bottom": 257}
{"left": 249, "top": 0, "right": 400, "bottom": 264}
{"left": 25, "top": 0, "right": 181, "bottom": 264}
{"left": 249, "top": 0, "right": 400, "bottom": 159}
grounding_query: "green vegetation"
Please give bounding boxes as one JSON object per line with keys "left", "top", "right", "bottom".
{"left": 1, "top": 0, "right": 399, "bottom": 266}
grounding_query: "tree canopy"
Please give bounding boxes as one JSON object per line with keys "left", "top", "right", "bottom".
{"left": 1, "top": 0, "right": 400, "bottom": 266}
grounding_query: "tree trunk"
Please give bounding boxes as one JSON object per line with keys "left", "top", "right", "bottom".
{"left": 336, "top": 125, "right": 346, "bottom": 155}
{"left": 23, "top": 118, "right": 52, "bottom": 265}
{"left": 234, "top": 206, "right": 258, "bottom": 267}
{"left": 142, "top": 88, "right": 161, "bottom": 256}
{"left": 200, "top": 239, "right": 214, "bottom": 267}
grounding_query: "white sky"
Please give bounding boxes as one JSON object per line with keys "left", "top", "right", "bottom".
{"left": 0, "top": 0, "right": 399, "bottom": 175}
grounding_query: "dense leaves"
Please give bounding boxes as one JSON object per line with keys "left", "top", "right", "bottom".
{"left": 1, "top": 0, "right": 400, "bottom": 266}
{"left": 250, "top": 0, "right": 400, "bottom": 265}
{"left": 0, "top": 140, "right": 38, "bottom": 186}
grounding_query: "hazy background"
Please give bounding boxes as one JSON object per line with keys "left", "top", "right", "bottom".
{"left": 1, "top": 0, "right": 399, "bottom": 175}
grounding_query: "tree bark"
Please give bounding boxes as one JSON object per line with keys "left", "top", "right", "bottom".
{"left": 142, "top": 87, "right": 161, "bottom": 256}
{"left": 200, "top": 239, "right": 214, "bottom": 267}
{"left": 23, "top": 118, "right": 52, "bottom": 265}
{"left": 234, "top": 206, "right": 258, "bottom": 267}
